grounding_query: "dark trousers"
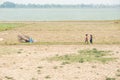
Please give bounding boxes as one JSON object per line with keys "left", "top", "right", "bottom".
{"left": 90, "top": 39, "right": 92, "bottom": 44}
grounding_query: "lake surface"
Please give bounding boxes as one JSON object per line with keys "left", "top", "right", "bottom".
{"left": 0, "top": 8, "right": 120, "bottom": 21}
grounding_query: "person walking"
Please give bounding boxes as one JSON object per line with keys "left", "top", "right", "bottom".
{"left": 85, "top": 34, "right": 88, "bottom": 44}
{"left": 90, "top": 34, "right": 93, "bottom": 44}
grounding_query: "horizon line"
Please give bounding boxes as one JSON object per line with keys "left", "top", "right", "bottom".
{"left": 0, "top": 1, "right": 120, "bottom": 6}
{"left": 0, "top": 1, "right": 120, "bottom": 5}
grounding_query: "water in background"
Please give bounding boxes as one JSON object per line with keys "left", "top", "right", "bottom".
{"left": 0, "top": 8, "right": 120, "bottom": 21}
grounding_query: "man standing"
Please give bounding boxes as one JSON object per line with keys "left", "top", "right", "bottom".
{"left": 90, "top": 34, "right": 93, "bottom": 44}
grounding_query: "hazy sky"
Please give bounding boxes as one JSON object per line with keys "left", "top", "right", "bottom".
{"left": 0, "top": 0, "right": 120, "bottom": 4}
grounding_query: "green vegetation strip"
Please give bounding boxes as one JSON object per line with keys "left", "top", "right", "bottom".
{"left": 106, "top": 77, "right": 116, "bottom": 80}
{"left": 8, "top": 42, "right": 83, "bottom": 45}
{"left": 0, "top": 23, "right": 23, "bottom": 31}
{"left": 48, "top": 48, "right": 116, "bottom": 63}
{"left": 35, "top": 42, "right": 83, "bottom": 45}
{"left": 1, "top": 41, "right": 120, "bottom": 45}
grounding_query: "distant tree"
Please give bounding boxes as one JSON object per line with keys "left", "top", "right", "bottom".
{"left": 0, "top": 1, "right": 120, "bottom": 8}
{"left": 15, "top": 4, "right": 26, "bottom": 8}
{"left": 1, "top": 1, "right": 16, "bottom": 8}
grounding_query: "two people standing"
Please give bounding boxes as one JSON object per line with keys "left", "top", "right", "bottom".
{"left": 85, "top": 34, "right": 93, "bottom": 44}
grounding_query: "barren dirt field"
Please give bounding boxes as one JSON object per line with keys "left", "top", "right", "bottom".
{"left": 0, "top": 45, "right": 120, "bottom": 80}
{"left": 0, "top": 21, "right": 120, "bottom": 80}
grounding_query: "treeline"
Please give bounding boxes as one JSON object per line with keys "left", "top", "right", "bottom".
{"left": 0, "top": 1, "right": 120, "bottom": 8}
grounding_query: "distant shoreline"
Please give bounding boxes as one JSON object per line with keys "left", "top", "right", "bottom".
{"left": 0, "top": 7, "right": 120, "bottom": 8}
{"left": 0, "top": 20, "right": 120, "bottom": 23}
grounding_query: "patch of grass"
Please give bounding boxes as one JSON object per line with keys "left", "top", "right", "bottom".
{"left": 37, "top": 70, "right": 41, "bottom": 74}
{"left": 116, "top": 73, "right": 120, "bottom": 77}
{"left": 77, "top": 67, "right": 80, "bottom": 69}
{"left": 116, "top": 51, "right": 119, "bottom": 53}
{"left": 37, "top": 66, "right": 43, "bottom": 69}
{"left": 92, "top": 65, "right": 96, "bottom": 68}
{"left": 14, "top": 41, "right": 120, "bottom": 45}
{"left": 5, "top": 76, "right": 14, "bottom": 80}
{"left": 79, "top": 58, "right": 84, "bottom": 63}
{"left": 61, "top": 61, "right": 70, "bottom": 65}
{"left": 34, "top": 42, "right": 83, "bottom": 45}
{"left": 53, "top": 66, "right": 58, "bottom": 69}
{"left": 13, "top": 62, "right": 16, "bottom": 64}
{"left": 106, "top": 77, "right": 116, "bottom": 80}
{"left": 20, "top": 67, "right": 23, "bottom": 69}
{"left": 31, "top": 78, "right": 38, "bottom": 80}
{"left": 19, "top": 49, "right": 23, "bottom": 51}
{"left": 37, "top": 66, "right": 43, "bottom": 74}
{"left": 45, "top": 75, "right": 51, "bottom": 79}
{"left": 59, "top": 66, "right": 63, "bottom": 68}
{"left": 48, "top": 49, "right": 116, "bottom": 63}
{"left": 117, "top": 69, "right": 120, "bottom": 72}
{"left": 74, "top": 77, "right": 79, "bottom": 79}
{"left": 55, "top": 54, "right": 59, "bottom": 56}
{"left": 17, "top": 49, "right": 24, "bottom": 54}
{"left": 0, "top": 23, "right": 23, "bottom": 31}
{"left": 17, "top": 51, "right": 22, "bottom": 54}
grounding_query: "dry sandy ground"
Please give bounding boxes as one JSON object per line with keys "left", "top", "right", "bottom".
{"left": 0, "top": 45, "right": 120, "bottom": 80}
